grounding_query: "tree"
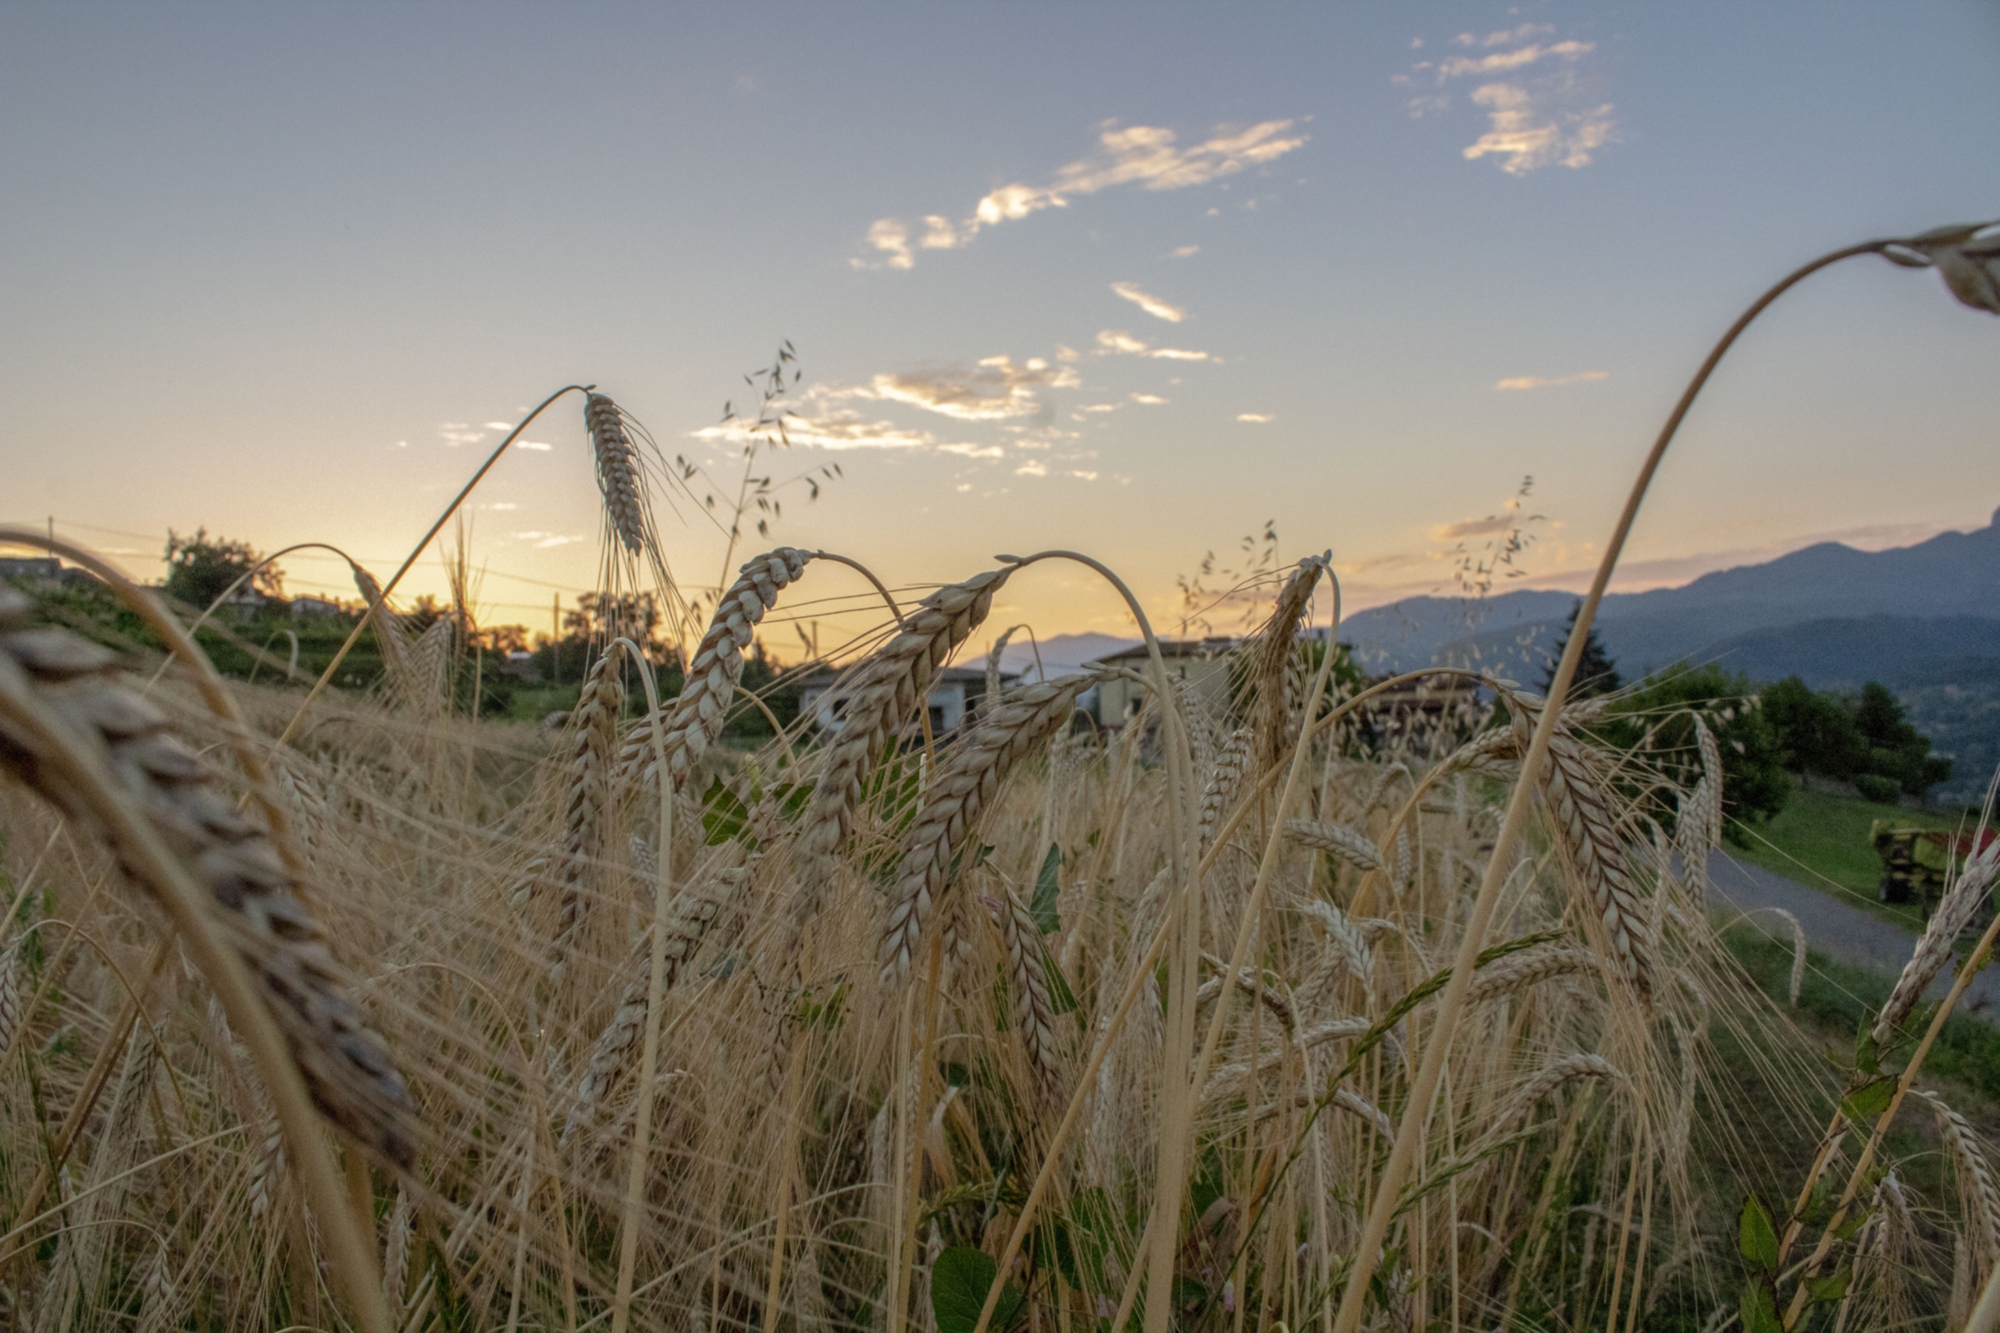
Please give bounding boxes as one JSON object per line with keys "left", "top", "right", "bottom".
{"left": 1540, "top": 601, "right": 1621, "bottom": 699}
{"left": 1855, "top": 682, "right": 1952, "bottom": 796}
{"left": 164, "top": 528, "right": 279, "bottom": 609}
{"left": 1610, "top": 664, "right": 1790, "bottom": 828}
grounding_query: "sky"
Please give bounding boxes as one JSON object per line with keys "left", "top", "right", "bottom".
{"left": 2, "top": 2, "right": 1996, "bottom": 657}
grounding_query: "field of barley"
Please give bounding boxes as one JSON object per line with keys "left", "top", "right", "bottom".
{"left": 4, "top": 228, "right": 2000, "bottom": 1333}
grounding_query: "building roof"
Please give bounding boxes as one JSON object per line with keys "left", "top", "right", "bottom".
{"left": 794, "top": 662, "right": 1019, "bottom": 689}
{"left": 1097, "top": 637, "right": 1239, "bottom": 662}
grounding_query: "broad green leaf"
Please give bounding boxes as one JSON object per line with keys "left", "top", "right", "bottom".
{"left": 931, "top": 1246, "right": 1022, "bottom": 1333}
{"left": 1807, "top": 1270, "right": 1852, "bottom": 1302}
{"left": 1739, "top": 1277, "right": 1782, "bottom": 1333}
{"left": 700, "top": 777, "right": 751, "bottom": 846}
{"left": 1031, "top": 843, "right": 1062, "bottom": 934}
{"left": 1840, "top": 1076, "right": 1896, "bottom": 1127}
{"left": 1738, "top": 1195, "right": 1778, "bottom": 1273}
{"left": 1041, "top": 951, "right": 1078, "bottom": 1017}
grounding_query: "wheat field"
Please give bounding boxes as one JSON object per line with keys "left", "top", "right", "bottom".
{"left": 5, "top": 217, "right": 2000, "bottom": 1333}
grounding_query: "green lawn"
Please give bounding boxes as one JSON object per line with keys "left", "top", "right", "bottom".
{"left": 1728, "top": 787, "right": 1963, "bottom": 931}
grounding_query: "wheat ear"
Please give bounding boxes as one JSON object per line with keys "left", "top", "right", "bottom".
{"left": 1918, "top": 1089, "right": 2000, "bottom": 1269}
{"left": 567, "top": 857, "right": 751, "bottom": 1132}
{"left": 878, "top": 670, "right": 1090, "bottom": 983}
{"left": 617, "top": 547, "right": 813, "bottom": 791}
{"left": 1466, "top": 944, "right": 1599, "bottom": 1004}
{"left": 0, "top": 936, "right": 20, "bottom": 1057}
{"left": 1250, "top": 558, "right": 1324, "bottom": 767}
{"left": 1875, "top": 840, "right": 1999, "bottom": 1043}
{"left": 795, "top": 568, "right": 1010, "bottom": 935}
{"left": 554, "top": 642, "right": 626, "bottom": 969}
{"left": 987, "top": 888, "right": 1065, "bottom": 1100}
{"left": 1286, "top": 818, "right": 1387, "bottom": 875}
{"left": 0, "top": 587, "right": 416, "bottom": 1165}
{"left": 1542, "top": 733, "right": 1654, "bottom": 1001}
{"left": 584, "top": 392, "right": 651, "bottom": 557}
{"left": 1197, "top": 727, "right": 1253, "bottom": 854}
{"left": 350, "top": 564, "right": 410, "bottom": 686}
{"left": 1492, "top": 1053, "right": 1627, "bottom": 1136}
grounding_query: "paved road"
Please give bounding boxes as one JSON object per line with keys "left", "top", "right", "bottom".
{"left": 1706, "top": 851, "right": 2000, "bottom": 1018}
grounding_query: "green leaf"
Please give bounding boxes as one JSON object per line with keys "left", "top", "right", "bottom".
{"left": 1031, "top": 843, "right": 1062, "bottom": 934}
{"left": 1041, "top": 951, "right": 1078, "bottom": 1017}
{"left": 931, "top": 1246, "right": 1022, "bottom": 1333}
{"left": 1739, "top": 1277, "right": 1783, "bottom": 1333}
{"left": 1806, "top": 1270, "right": 1852, "bottom": 1303}
{"left": 1738, "top": 1195, "right": 1779, "bottom": 1273}
{"left": 1840, "top": 1076, "right": 1896, "bottom": 1127}
{"left": 700, "top": 777, "right": 751, "bottom": 846}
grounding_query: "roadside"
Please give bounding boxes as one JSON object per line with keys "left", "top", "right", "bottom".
{"left": 1725, "top": 787, "right": 1968, "bottom": 934}
{"left": 1706, "top": 850, "right": 2000, "bottom": 1017}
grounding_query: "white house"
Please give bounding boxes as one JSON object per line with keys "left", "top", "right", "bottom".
{"left": 796, "top": 663, "right": 1019, "bottom": 738}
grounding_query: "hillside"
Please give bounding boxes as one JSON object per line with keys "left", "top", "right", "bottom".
{"left": 1345, "top": 506, "right": 2000, "bottom": 678}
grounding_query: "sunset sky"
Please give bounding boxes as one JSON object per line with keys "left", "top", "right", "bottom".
{"left": 3, "top": 3, "right": 1996, "bottom": 655}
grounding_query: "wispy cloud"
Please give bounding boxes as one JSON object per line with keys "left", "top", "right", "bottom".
{"left": 1493, "top": 370, "right": 1609, "bottom": 391}
{"left": 1110, "top": 281, "right": 1186, "bottom": 322}
{"left": 1129, "top": 393, "right": 1168, "bottom": 405}
{"left": 1430, "top": 514, "right": 1517, "bottom": 540}
{"left": 850, "top": 355, "right": 1079, "bottom": 422}
{"left": 438, "top": 422, "right": 486, "bottom": 448}
{"left": 483, "top": 420, "right": 514, "bottom": 431}
{"left": 1094, "top": 329, "right": 1212, "bottom": 361}
{"left": 855, "top": 118, "right": 1308, "bottom": 269}
{"left": 1396, "top": 25, "right": 1616, "bottom": 175}
{"left": 1236, "top": 412, "right": 1274, "bottom": 423}
{"left": 694, "top": 402, "right": 948, "bottom": 453}
{"left": 514, "top": 439, "right": 553, "bottom": 451}
{"left": 1172, "top": 244, "right": 1201, "bottom": 258}
{"left": 514, "top": 531, "right": 584, "bottom": 549}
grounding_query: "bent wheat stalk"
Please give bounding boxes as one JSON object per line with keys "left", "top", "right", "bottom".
{"left": 880, "top": 673, "right": 1095, "bottom": 983}
{"left": 0, "top": 587, "right": 399, "bottom": 1333}
{"left": 1331, "top": 235, "right": 1908, "bottom": 1333}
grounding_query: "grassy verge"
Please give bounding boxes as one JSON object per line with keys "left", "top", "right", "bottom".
{"left": 1721, "top": 919, "right": 2000, "bottom": 1101}
{"left": 1728, "top": 787, "right": 1963, "bottom": 932}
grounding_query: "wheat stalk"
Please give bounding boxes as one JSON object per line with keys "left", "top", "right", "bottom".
{"left": 585, "top": 392, "right": 652, "bottom": 557}
{"left": 617, "top": 547, "right": 813, "bottom": 791}
{"left": 554, "top": 642, "right": 626, "bottom": 969}
{"left": 0, "top": 586, "right": 416, "bottom": 1166}
{"left": 384, "top": 1184, "right": 414, "bottom": 1325}
{"left": 878, "top": 670, "right": 1090, "bottom": 983}
{"left": 1299, "top": 898, "right": 1374, "bottom": 986}
{"left": 1875, "top": 839, "right": 1999, "bottom": 1043}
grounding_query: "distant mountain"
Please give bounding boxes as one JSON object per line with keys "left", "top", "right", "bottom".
{"left": 1344, "top": 506, "right": 2000, "bottom": 678}
{"left": 996, "top": 631, "right": 1139, "bottom": 681}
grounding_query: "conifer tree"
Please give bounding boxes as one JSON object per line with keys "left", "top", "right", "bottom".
{"left": 1540, "top": 600, "right": 1622, "bottom": 698}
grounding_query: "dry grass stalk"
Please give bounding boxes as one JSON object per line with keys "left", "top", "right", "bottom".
{"left": 1285, "top": 817, "right": 1386, "bottom": 875}
{"left": 1765, "top": 907, "right": 1807, "bottom": 1006}
{"left": 555, "top": 641, "right": 626, "bottom": 967}
{"left": 585, "top": 392, "right": 651, "bottom": 557}
{"left": 384, "top": 1184, "right": 413, "bottom": 1325}
{"left": 617, "top": 547, "right": 813, "bottom": 791}
{"left": 878, "top": 670, "right": 1091, "bottom": 983}
{"left": 1541, "top": 733, "right": 1654, "bottom": 1000}
{"left": 1875, "top": 839, "right": 1999, "bottom": 1042}
{"left": 0, "top": 587, "right": 415, "bottom": 1165}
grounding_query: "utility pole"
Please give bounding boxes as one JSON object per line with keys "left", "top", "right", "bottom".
{"left": 551, "top": 594, "right": 561, "bottom": 687}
